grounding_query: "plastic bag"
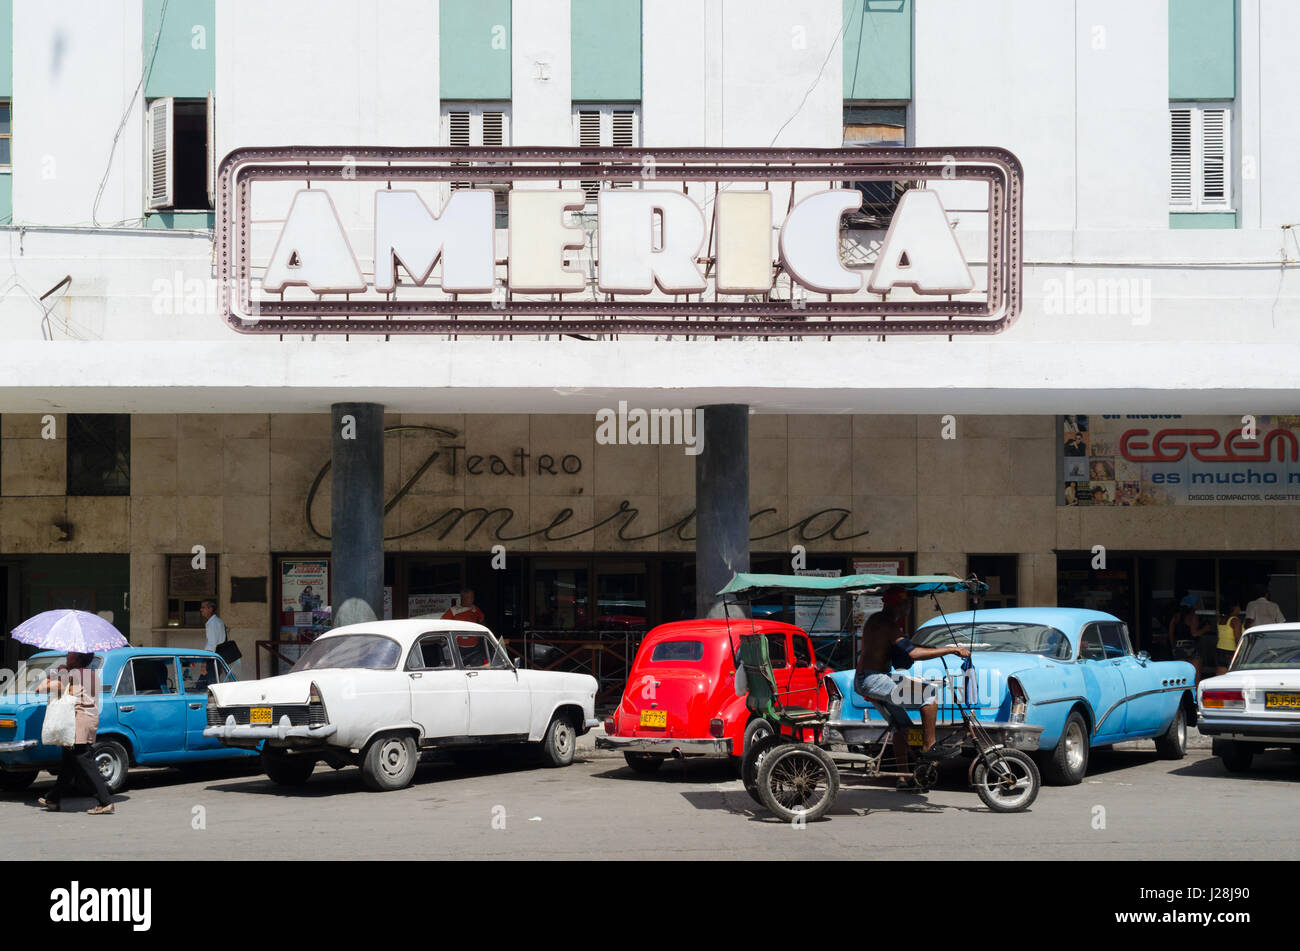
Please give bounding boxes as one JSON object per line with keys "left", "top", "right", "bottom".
{"left": 41, "top": 690, "right": 78, "bottom": 747}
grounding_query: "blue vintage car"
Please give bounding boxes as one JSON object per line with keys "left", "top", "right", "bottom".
{"left": 0, "top": 647, "right": 258, "bottom": 794}
{"left": 826, "top": 608, "right": 1197, "bottom": 784}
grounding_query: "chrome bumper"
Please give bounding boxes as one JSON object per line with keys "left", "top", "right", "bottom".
{"left": 1198, "top": 716, "right": 1300, "bottom": 740}
{"left": 596, "top": 735, "right": 733, "bottom": 756}
{"left": 824, "top": 718, "right": 1044, "bottom": 751}
{"left": 0, "top": 740, "right": 37, "bottom": 753}
{"left": 204, "top": 715, "right": 338, "bottom": 744}
{"left": 582, "top": 718, "right": 600, "bottom": 734}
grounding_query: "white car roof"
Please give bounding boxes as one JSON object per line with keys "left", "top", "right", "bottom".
{"left": 1240, "top": 623, "right": 1300, "bottom": 635}
{"left": 317, "top": 618, "right": 492, "bottom": 650}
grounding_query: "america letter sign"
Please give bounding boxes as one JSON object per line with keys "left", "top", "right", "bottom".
{"left": 216, "top": 146, "right": 1022, "bottom": 337}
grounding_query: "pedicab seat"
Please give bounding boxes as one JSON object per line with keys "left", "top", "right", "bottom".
{"left": 738, "top": 632, "right": 828, "bottom": 727}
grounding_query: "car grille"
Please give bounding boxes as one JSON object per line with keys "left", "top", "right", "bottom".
{"left": 208, "top": 705, "right": 325, "bottom": 727}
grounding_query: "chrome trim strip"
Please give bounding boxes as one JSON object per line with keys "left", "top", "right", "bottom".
{"left": 0, "top": 740, "right": 38, "bottom": 753}
{"left": 1095, "top": 685, "right": 1190, "bottom": 732}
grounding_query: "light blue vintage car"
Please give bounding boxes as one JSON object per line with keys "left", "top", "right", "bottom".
{"left": 826, "top": 608, "right": 1197, "bottom": 785}
{"left": 0, "top": 647, "right": 258, "bottom": 794}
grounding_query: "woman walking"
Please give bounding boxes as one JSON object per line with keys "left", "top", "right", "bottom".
{"left": 34, "top": 652, "right": 115, "bottom": 815}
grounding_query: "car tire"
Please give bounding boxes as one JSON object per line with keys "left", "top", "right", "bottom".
{"left": 539, "top": 714, "right": 577, "bottom": 768}
{"left": 742, "top": 733, "right": 790, "bottom": 804}
{"left": 0, "top": 770, "right": 37, "bottom": 792}
{"left": 742, "top": 717, "right": 774, "bottom": 757}
{"left": 1213, "top": 738, "right": 1254, "bottom": 773}
{"left": 623, "top": 752, "right": 666, "bottom": 774}
{"left": 756, "top": 742, "right": 838, "bottom": 823}
{"left": 90, "top": 739, "right": 130, "bottom": 794}
{"left": 360, "top": 733, "right": 418, "bottom": 791}
{"left": 1041, "top": 711, "right": 1089, "bottom": 785}
{"left": 261, "top": 746, "right": 317, "bottom": 787}
{"left": 1154, "top": 705, "right": 1188, "bottom": 760}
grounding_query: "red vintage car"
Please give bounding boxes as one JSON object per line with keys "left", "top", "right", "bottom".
{"left": 596, "top": 618, "right": 830, "bottom": 772}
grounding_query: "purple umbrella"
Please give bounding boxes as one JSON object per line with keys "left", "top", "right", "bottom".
{"left": 11, "top": 609, "right": 128, "bottom": 653}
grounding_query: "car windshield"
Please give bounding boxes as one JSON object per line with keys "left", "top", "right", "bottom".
{"left": 1231, "top": 631, "right": 1300, "bottom": 670}
{"left": 3, "top": 655, "right": 105, "bottom": 695}
{"left": 914, "top": 622, "right": 1073, "bottom": 660}
{"left": 291, "top": 635, "right": 402, "bottom": 672}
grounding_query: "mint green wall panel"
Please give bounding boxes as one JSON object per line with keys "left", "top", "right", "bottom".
{"left": 0, "top": 0, "right": 12, "bottom": 97}
{"left": 1169, "top": 0, "right": 1235, "bottom": 100}
{"left": 571, "top": 0, "right": 641, "bottom": 101}
{"left": 0, "top": 173, "right": 11, "bottom": 224}
{"left": 1169, "top": 212, "right": 1237, "bottom": 229}
{"left": 843, "top": 0, "right": 912, "bottom": 101}
{"left": 143, "top": 0, "right": 215, "bottom": 99}
{"left": 440, "top": 0, "right": 512, "bottom": 100}
{"left": 145, "top": 211, "right": 214, "bottom": 230}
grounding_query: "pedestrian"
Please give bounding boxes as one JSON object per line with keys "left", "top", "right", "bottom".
{"left": 34, "top": 652, "right": 115, "bottom": 814}
{"left": 201, "top": 599, "right": 239, "bottom": 678}
{"left": 442, "top": 589, "right": 485, "bottom": 625}
{"left": 1169, "top": 595, "right": 1210, "bottom": 680}
{"left": 1244, "top": 584, "right": 1285, "bottom": 629}
{"left": 1216, "top": 603, "right": 1243, "bottom": 676}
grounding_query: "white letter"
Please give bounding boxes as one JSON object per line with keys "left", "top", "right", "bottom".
{"left": 373, "top": 190, "right": 495, "bottom": 293}
{"left": 780, "top": 190, "right": 863, "bottom": 293}
{"left": 262, "top": 190, "right": 366, "bottom": 294}
{"left": 867, "top": 190, "right": 974, "bottom": 295}
{"left": 716, "top": 191, "right": 773, "bottom": 293}
{"left": 507, "top": 191, "right": 587, "bottom": 292}
{"left": 597, "top": 191, "right": 707, "bottom": 294}
{"left": 594, "top": 409, "right": 616, "bottom": 445}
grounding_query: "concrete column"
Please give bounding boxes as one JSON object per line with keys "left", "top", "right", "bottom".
{"left": 695, "top": 404, "right": 750, "bottom": 618}
{"left": 331, "top": 403, "right": 385, "bottom": 625}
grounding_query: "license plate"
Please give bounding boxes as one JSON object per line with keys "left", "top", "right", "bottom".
{"left": 908, "top": 728, "right": 923, "bottom": 746}
{"left": 639, "top": 709, "right": 667, "bottom": 728}
{"left": 1264, "top": 692, "right": 1300, "bottom": 710}
{"left": 250, "top": 707, "right": 273, "bottom": 725}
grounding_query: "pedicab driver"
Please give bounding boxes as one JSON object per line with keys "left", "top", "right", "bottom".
{"left": 854, "top": 587, "right": 970, "bottom": 789}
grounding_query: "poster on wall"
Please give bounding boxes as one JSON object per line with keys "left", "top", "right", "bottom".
{"left": 852, "top": 558, "right": 907, "bottom": 634}
{"left": 408, "top": 593, "right": 459, "bottom": 619}
{"left": 1062, "top": 415, "right": 1300, "bottom": 506}
{"left": 794, "top": 569, "right": 841, "bottom": 633}
{"left": 280, "top": 559, "right": 329, "bottom": 644}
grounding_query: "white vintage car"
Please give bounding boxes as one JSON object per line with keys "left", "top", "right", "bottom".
{"left": 1197, "top": 622, "right": 1300, "bottom": 772}
{"left": 203, "top": 619, "right": 598, "bottom": 791}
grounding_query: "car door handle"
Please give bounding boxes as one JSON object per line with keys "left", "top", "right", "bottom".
{"left": 119, "top": 705, "right": 135, "bottom": 713}
{"left": 465, "top": 671, "right": 479, "bottom": 678}
{"left": 189, "top": 702, "right": 202, "bottom": 710}
{"left": 409, "top": 672, "right": 422, "bottom": 679}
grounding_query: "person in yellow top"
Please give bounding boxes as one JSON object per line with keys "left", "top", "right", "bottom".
{"left": 1216, "top": 602, "right": 1243, "bottom": 676}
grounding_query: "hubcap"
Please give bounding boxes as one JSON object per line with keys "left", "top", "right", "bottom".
{"left": 96, "top": 752, "right": 117, "bottom": 781}
{"left": 380, "top": 739, "right": 408, "bottom": 778}
{"left": 555, "top": 724, "right": 573, "bottom": 755}
{"left": 1064, "top": 723, "right": 1085, "bottom": 771}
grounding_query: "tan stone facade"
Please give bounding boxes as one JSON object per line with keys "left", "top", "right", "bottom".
{"left": 7, "top": 411, "right": 1296, "bottom": 663}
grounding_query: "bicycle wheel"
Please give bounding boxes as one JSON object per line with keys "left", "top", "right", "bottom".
{"left": 971, "top": 748, "right": 1040, "bottom": 813}
{"left": 742, "top": 733, "right": 790, "bottom": 804}
{"left": 756, "top": 743, "right": 839, "bottom": 823}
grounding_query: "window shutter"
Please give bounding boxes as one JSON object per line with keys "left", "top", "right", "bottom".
{"left": 611, "top": 110, "right": 637, "bottom": 148}
{"left": 577, "top": 109, "right": 603, "bottom": 204}
{"left": 481, "top": 110, "right": 505, "bottom": 147}
{"left": 447, "top": 110, "right": 471, "bottom": 190}
{"left": 147, "top": 97, "right": 174, "bottom": 210}
{"left": 206, "top": 91, "right": 216, "bottom": 209}
{"left": 1169, "top": 108, "right": 1192, "bottom": 209}
{"left": 1199, "top": 107, "right": 1229, "bottom": 208}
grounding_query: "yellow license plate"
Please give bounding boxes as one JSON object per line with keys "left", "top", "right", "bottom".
{"left": 907, "top": 728, "right": 923, "bottom": 746}
{"left": 639, "top": 709, "right": 667, "bottom": 728}
{"left": 1265, "top": 692, "right": 1300, "bottom": 710}
{"left": 250, "top": 707, "right": 273, "bottom": 725}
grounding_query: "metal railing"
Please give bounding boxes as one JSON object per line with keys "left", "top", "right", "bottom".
{"left": 512, "top": 628, "right": 645, "bottom": 706}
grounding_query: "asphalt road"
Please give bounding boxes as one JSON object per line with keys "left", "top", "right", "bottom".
{"left": 3, "top": 742, "right": 1297, "bottom": 861}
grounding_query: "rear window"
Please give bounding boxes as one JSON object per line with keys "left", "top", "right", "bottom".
{"left": 650, "top": 640, "right": 705, "bottom": 663}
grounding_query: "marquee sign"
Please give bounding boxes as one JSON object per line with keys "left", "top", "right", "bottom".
{"left": 216, "top": 146, "right": 1022, "bottom": 336}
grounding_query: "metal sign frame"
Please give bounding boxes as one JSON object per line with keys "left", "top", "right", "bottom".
{"left": 216, "top": 146, "right": 1022, "bottom": 336}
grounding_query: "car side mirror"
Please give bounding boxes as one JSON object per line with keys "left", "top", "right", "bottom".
{"left": 1137, "top": 650, "right": 1150, "bottom": 664}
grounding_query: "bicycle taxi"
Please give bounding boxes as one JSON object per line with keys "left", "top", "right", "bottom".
{"left": 719, "top": 571, "right": 1042, "bottom": 819}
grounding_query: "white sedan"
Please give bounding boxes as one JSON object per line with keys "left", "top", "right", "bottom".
{"left": 204, "top": 619, "right": 598, "bottom": 791}
{"left": 1197, "top": 623, "right": 1300, "bottom": 772}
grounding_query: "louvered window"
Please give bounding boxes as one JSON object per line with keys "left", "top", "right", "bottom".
{"left": 442, "top": 103, "right": 510, "bottom": 225}
{"left": 573, "top": 105, "right": 640, "bottom": 206}
{"left": 146, "top": 97, "right": 214, "bottom": 212}
{"left": 1169, "top": 105, "right": 1232, "bottom": 212}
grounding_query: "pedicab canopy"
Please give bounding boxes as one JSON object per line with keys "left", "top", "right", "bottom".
{"left": 717, "top": 573, "right": 985, "bottom": 600}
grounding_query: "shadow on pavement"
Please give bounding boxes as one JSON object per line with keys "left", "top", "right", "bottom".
{"left": 1170, "top": 747, "right": 1300, "bottom": 782}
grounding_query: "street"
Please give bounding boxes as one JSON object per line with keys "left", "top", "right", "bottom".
{"left": 3, "top": 744, "right": 1296, "bottom": 861}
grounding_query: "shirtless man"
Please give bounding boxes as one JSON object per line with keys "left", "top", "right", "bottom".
{"left": 854, "top": 588, "right": 970, "bottom": 788}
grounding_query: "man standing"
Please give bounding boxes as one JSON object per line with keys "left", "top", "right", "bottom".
{"left": 200, "top": 599, "right": 239, "bottom": 677}
{"left": 854, "top": 588, "right": 969, "bottom": 789}
{"left": 442, "top": 589, "right": 485, "bottom": 625}
{"left": 1245, "top": 584, "right": 1285, "bottom": 629}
